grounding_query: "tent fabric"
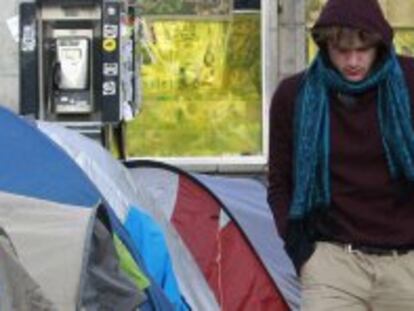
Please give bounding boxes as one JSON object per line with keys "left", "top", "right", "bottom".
{"left": 125, "top": 167, "right": 221, "bottom": 311}
{"left": 38, "top": 121, "right": 188, "bottom": 310}
{"left": 124, "top": 206, "right": 188, "bottom": 311}
{"left": 127, "top": 161, "right": 300, "bottom": 311}
{"left": 195, "top": 174, "right": 300, "bottom": 311}
{"left": 37, "top": 121, "right": 136, "bottom": 221}
{"left": 0, "top": 227, "right": 56, "bottom": 311}
{"left": 0, "top": 107, "right": 100, "bottom": 207}
{"left": 105, "top": 207, "right": 175, "bottom": 311}
{"left": 114, "top": 235, "right": 151, "bottom": 291}
{"left": 0, "top": 192, "right": 146, "bottom": 311}
{"left": 81, "top": 219, "right": 145, "bottom": 310}
{"left": 0, "top": 191, "right": 95, "bottom": 310}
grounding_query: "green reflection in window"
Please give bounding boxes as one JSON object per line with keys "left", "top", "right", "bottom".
{"left": 394, "top": 31, "right": 414, "bottom": 57}
{"left": 126, "top": 13, "right": 262, "bottom": 157}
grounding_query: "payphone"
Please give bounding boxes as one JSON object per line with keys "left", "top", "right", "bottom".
{"left": 19, "top": 0, "right": 137, "bottom": 148}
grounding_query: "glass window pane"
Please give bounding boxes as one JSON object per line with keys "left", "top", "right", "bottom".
{"left": 306, "top": 33, "right": 318, "bottom": 63}
{"left": 381, "top": 0, "right": 414, "bottom": 28}
{"left": 127, "top": 14, "right": 262, "bottom": 157}
{"left": 306, "top": 0, "right": 327, "bottom": 28}
{"left": 395, "top": 30, "right": 414, "bottom": 56}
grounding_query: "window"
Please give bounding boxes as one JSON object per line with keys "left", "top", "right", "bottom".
{"left": 125, "top": 1, "right": 264, "bottom": 171}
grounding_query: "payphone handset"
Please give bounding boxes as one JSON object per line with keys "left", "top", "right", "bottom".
{"left": 55, "top": 37, "right": 89, "bottom": 90}
{"left": 51, "top": 35, "right": 93, "bottom": 114}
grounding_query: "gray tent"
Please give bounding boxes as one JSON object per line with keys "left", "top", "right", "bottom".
{"left": 0, "top": 226, "right": 55, "bottom": 311}
{"left": 0, "top": 191, "right": 144, "bottom": 311}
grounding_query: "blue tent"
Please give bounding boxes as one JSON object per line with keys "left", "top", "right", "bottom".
{"left": 0, "top": 106, "right": 175, "bottom": 310}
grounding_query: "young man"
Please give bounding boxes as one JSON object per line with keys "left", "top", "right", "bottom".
{"left": 268, "top": 0, "right": 414, "bottom": 309}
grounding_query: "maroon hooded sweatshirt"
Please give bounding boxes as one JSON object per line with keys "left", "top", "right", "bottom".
{"left": 268, "top": 0, "right": 414, "bottom": 249}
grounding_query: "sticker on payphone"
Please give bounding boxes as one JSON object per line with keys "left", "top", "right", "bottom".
{"left": 22, "top": 24, "right": 36, "bottom": 52}
{"left": 103, "top": 81, "right": 116, "bottom": 95}
{"left": 103, "top": 24, "right": 118, "bottom": 39}
{"left": 103, "top": 63, "right": 119, "bottom": 76}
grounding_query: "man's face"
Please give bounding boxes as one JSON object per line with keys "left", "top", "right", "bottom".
{"left": 327, "top": 41, "right": 378, "bottom": 82}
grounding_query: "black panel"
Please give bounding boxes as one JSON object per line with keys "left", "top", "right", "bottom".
{"left": 19, "top": 2, "right": 39, "bottom": 116}
{"left": 101, "top": 1, "right": 121, "bottom": 123}
{"left": 36, "top": 0, "right": 99, "bottom": 6}
{"left": 234, "top": 0, "right": 260, "bottom": 10}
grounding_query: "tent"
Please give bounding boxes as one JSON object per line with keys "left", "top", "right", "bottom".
{"left": 0, "top": 226, "right": 55, "bottom": 310}
{"left": 37, "top": 119, "right": 300, "bottom": 310}
{"left": 0, "top": 191, "right": 146, "bottom": 310}
{"left": 38, "top": 121, "right": 189, "bottom": 310}
{"left": 0, "top": 106, "right": 175, "bottom": 310}
{"left": 127, "top": 161, "right": 300, "bottom": 311}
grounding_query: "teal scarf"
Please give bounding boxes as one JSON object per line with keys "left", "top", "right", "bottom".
{"left": 290, "top": 50, "right": 414, "bottom": 219}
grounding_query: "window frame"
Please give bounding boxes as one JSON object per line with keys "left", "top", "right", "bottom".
{"left": 126, "top": 0, "right": 274, "bottom": 173}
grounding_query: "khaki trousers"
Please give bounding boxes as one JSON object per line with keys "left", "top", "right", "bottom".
{"left": 300, "top": 242, "right": 414, "bottom": 311}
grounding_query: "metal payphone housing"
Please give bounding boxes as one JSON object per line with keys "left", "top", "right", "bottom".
{"left": 19, "top": 0, "right": 137, "bottom": 142}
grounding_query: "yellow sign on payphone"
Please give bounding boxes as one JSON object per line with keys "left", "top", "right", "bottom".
{"left": 103, "top": 38, "right": 117, "bottom": 52}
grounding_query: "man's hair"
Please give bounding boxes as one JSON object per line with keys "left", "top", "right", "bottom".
{"left": 312, "top": 26, "right": 382, "bottom": 49}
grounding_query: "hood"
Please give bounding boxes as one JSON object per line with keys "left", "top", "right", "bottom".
{"left": 312, "top": 0, "right": 393, "bottom": 47}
